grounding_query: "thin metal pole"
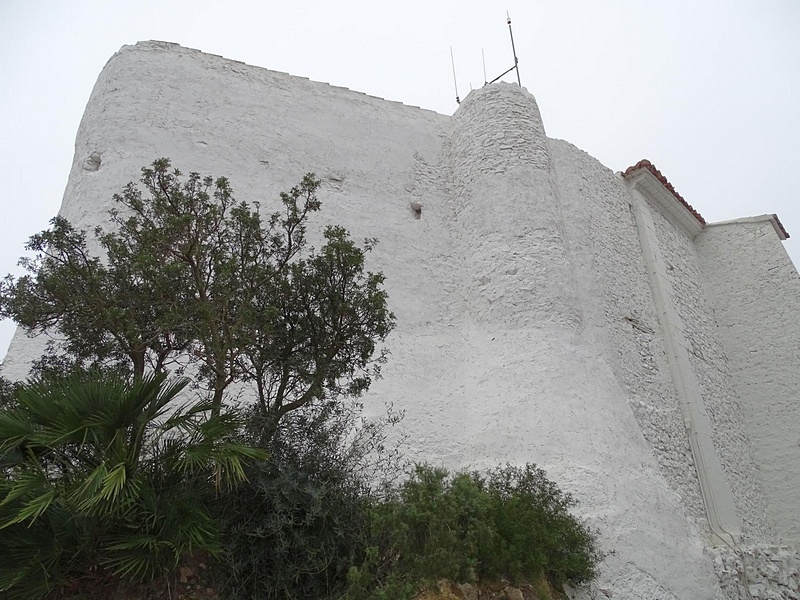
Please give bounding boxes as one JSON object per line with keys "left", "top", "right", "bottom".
{"left": 507, "top": 13, "right": 521, "bottom": 86}
{"left": 450, "top": 47, "right": 460, "bottom": 104}
{"left": 482, "top": 49, "right": 487, "bottom": 85}
{"left": 488, "top": 65, "right": 516, "bottom": 85}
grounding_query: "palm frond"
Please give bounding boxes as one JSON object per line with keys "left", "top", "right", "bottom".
{"left": 69, "top": 462, "right": 108, "bottom": 513}
{"left": 0, "top": 488, "right": 57, "bottom": 528}
{"left": 0, "top": 412, "right": 34, "bottom": 452}
{"left": 104, "top": 534, "right": 177, "bottom": 582}
{"left": 99, "top": 462, "right": 128, "bottom": 502}
{"left": 0, "top": 368, "right": 265, "bottom": 595}
{"left": 0, "top": 466, "right": 49, "bottom": 510}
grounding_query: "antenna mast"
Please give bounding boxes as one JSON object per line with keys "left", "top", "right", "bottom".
{"left": 450, "top": 47, "right": 460, "bottom": 104}
{"left": 487, "top": 12, "right": 522, "bottom": 86}
{"left": 507, "top": 12, "right": 521, "bottom": 86}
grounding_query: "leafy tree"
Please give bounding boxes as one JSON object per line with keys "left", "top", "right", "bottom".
{"left": 0, "top": 370, "right": 265, "bottom": 599}
{"left": 0, "top": 159, "right": 395, "bottom": 423}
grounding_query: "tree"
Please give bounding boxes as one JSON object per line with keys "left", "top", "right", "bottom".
{"left": 0, "top": 159, "right": 394, "bottom": 423}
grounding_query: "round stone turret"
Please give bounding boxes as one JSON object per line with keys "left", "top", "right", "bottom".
{"left": 446, "top": 83, "right": 579, "bottom": 329}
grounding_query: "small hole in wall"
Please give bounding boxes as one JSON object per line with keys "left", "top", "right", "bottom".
{"left": 410, "top": 200, "right": 423, "bottom": 220}
{"left": 82, "top": 152, "right": 102, "bottom": 172}
{"left": 324, "top": 173, "right": 345, "bottom": 192}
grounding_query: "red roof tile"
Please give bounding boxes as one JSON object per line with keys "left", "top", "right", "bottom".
{"left": 622, "top": 159, "right": 706, "bottom": 226}
{"left": 771, "top": 213, "right": 790, "bottom": 239}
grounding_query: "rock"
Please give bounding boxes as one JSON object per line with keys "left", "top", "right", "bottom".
{"left": 504, "top": 586, "right": 525, "bottom": 600}
{"left": 457, "top": 583, "right": 479, "bottom": 600}
{"left": 487, "top": 580, "right": 510, "bottom": 592}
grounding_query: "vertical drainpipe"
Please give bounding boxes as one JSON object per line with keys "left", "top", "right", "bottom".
{"left": 628, "top": 184, "right": 741, "bottom": 545}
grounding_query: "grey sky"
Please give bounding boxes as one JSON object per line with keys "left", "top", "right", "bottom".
{"left": 1, "top": 0, "right": 798, "bottom": 363}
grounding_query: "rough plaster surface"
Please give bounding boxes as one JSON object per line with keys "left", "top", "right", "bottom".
{"left": 644, "top": 198, "right": 770, "bottom": 539}
{"left": 3, "top": 41, "right": 799, "bottom": 598}
{"left": 712, "top": 545, "right": 800, "bottom": 599}
{"left": 550, "top": 141, "right": 708, "bottom": 529}
{"left": 696, "top": 219, "right": 800, "bottom": 542}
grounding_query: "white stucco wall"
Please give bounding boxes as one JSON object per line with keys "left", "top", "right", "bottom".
{"left": 4, "top": 40, "right": 799, "bottom": 598}
{"left": 1, "top": 40, "right": 452, "bottom": 380}
{"left": 696, "top": 218, "right": 800, "bottom": 543}
{"left": 551, "top": 140, "right": 708, "bottom": 530}
{"left": 642, "top": 194, "right": 770, "bottom": 539}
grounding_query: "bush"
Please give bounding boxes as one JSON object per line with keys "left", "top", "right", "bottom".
{"left": 483, "top": 465, "right": 600, "bottom": 585}
{"left": 218, "top": 455, "right": 367, "bottom": 600}
{"left": 0, "top": 371, "right": 265, "bottom": 600}
{"left": 346, "top": 464, "right": 601, "bottom": 599}
{"left": 214, "top": 399, "right": 403, "bottom": 600}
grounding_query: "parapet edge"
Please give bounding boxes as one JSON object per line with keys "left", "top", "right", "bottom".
{"left": 704, "top": 214, "right": 790, "bottom": 241}
{"left": 113, "top": 40, "right": 445, "bottom": 117}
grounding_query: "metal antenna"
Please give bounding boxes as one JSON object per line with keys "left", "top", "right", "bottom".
{"left": 450, "top": 47, "right": 460, "bottom": 104}
{"left": 487, "top": 12, "right": 522, "bottom": 86}
{"left": 482, "top": 49, "right": 488, "bottom": 85}
{"left": 507, "top": 12, "right": 521, "bottom": 86}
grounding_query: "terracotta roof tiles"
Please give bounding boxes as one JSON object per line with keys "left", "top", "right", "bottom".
{"left": 771, "top": 213, "right": 790, "bottom": 239}
{"left": 622, "top": 159, "right": 706, "bottom": 226}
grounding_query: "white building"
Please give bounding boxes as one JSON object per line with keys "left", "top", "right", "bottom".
{"left": 4, "top": 41, "right": 799, "bottom": 599}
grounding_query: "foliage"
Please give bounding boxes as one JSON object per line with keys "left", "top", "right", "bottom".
{"left": 0, "top": 371, "right": 266, "bottom": 600}
{"left": 0, "top": 159, "right": 395, "bottom": 422}
{"left": 0, "top": 377, "right": 19, "bottom": 411}
{"left": 483, "top": 464, "right": 600, "bottom": 585}
{"left": 0, "top": 161, "right": 601, "bottom": 599}
{"left": 219, "top": 453, "right": 366, "bottom": 600}
{"left": 344, "top": 464, "right": 601, "bottom": 599}
{"left": 214, "top": 396, "right": 405, "bottom": 600}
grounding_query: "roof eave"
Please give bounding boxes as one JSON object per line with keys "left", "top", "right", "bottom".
{"left": 622, "top": 160, "right": 705, "bottom": 238}
{"left": 704, "top": 214, "right": 790, "bottom": 241}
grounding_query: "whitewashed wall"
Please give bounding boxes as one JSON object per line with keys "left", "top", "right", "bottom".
{"left": 4, "top": 41, "right": 799, "bottom": 599}
{"left": 552, "top": 140, "right": 709, "bottom": 530}
{"left": 696, "top": 218, "right": 800, "bottom": 543}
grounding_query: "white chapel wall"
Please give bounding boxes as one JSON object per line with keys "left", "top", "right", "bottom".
{"left": 4, "top": 40, "right": 799, "bottom": 598}
{"left": 550, "top": 139, "right": 709, "bottom": 529}
{"left": 696, "top": 218, "right": 800, "bottom": 542}
{"left": 644, "top": 197, "right": 771, "bottom": 539}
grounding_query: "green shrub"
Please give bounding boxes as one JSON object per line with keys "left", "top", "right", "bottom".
{"left": 218, "top": 455, "right": 367, "bottom": 600}
{"left": 483, "top": 464, "right": 600, "bottom": 585}
{"left": 214, "top": 399, "right": 402, "bottom": 600}
{"left": 0, "top": 371, "right": 265, "bottom": 600}
{"left": 346, "top": 464, "right": 600, "bottom": 598}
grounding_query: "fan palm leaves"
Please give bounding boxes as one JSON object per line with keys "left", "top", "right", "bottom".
{"left": 0, "top": 371, "right": 266, "bottom": 599}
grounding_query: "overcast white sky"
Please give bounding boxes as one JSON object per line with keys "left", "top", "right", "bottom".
{"left": 1, "top": 0, "right": 798, "bottom": 363}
